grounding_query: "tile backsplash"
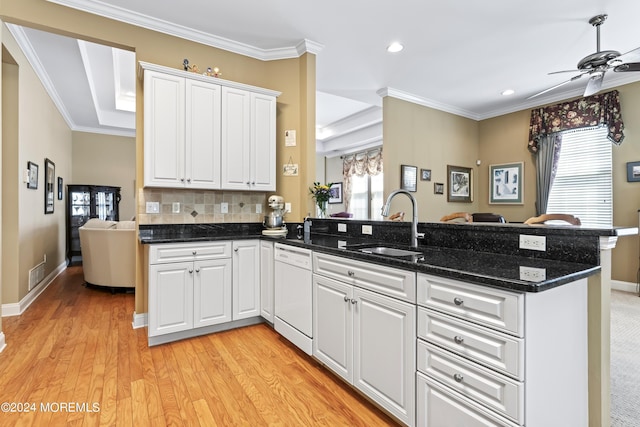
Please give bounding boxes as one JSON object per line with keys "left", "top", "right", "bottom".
{"left": 138, "top": 188, "right": 266, "bottom": 224}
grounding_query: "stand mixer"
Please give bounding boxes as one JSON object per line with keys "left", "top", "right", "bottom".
{"left": 262, "top": 195, "right": 288, "bottom": 236}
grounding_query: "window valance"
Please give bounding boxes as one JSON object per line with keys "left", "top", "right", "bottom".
{"left": 528, "top": 90, "right": 624, "bottom": 153}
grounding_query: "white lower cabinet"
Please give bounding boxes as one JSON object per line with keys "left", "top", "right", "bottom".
{"left": 148, "top": 240, "right": 261, "bottom": 344}
{"left": 416, "top": 273, "right": 589, "bottom": 426}
{"left": 232, "top": 240, "right": 260, "bottom": 320}
{"left": 148, "top": 242, "right": 232, "bottom": 337}
{"left": 312, "top": 253, "right": 416, "bottom": 427}
{"left": 259, "top": 240, "right": 274, "bottom": 322}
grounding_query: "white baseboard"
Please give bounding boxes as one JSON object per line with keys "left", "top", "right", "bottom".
{"left": 0, "top": 332, "right": 6, "bottom": 353}
{"left": 132, "top": 311, "right": 147, "bottom": 329}
{"left": 1, "top": 261, "right": 66, "bottom": 317}
{"left": 611, "top": 280, "right": 638, "bottom": 294}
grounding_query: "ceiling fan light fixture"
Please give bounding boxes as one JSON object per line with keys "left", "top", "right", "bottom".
{"left": 387, "top": 42, "right": 404, "bottom": 53}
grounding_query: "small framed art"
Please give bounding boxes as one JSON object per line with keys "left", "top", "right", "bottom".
{"left": 401, "top": 165, "right": 417, "bottom": 192}
{"left": 27, "top": 161, "right": 39, "bottom": 189}
{"left": 329, "top": 182, "right": 343, "bottom": 204}
{"left": 489, "top": 162, "right": 523, "bottom": 204}
{"left": 420, "top": 169, "right": 431, "bottom": 181}
{"left": 626, "top": 161, "right": 640, "bottom": 182}
{"left": 447, "top": 165, "right": 472, "bottom": 203}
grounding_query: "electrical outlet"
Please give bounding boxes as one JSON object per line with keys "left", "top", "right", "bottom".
{"left": 146, "top": 201, "right": 159, "bottom": 214}
{"left": 338, "top": 223, "right": 347, "bottom": 232}
{"left": 519, "top": 234, "right": 546, "bottom": 251}
{"left": 221, "top": 202, "right": 229, "bottom": 214}
{"left": 520, "top": 266, "right": 547, "bottom": 282}
{"left": 256, "top": 204, "right": 262, "bottom": 214}
{"left": 172, "top": 202, "right": 180, "bottom": 213}
{"left": 362, "top": 225, "right": 373, "bottom": 235}
{"left": 285, "top": 202, "right": 292, "bottom": 213}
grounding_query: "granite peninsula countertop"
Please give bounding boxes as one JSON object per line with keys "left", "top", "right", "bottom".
{"left": 138, "top": 223, "right": 602, "bottom": 293}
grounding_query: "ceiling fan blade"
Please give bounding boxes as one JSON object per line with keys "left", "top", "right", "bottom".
{"left": 549, "top": 69, "right": 581, "bottom": 75}
{"left": 616, "top": 46, "right": 640, "bottom": 62}
{"left": 614, "top": 62, "right": 640, "bottom": 72}
{"left": 527, "top": 74, "right": 584, "bottom": 100}
{"left": 584, "top": 72, "right": 605, "bottom": 97}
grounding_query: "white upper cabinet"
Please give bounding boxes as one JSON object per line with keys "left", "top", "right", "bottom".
{"left": 221, "top": 87, "right": 276, "bottom": 191}
{"left": 140, "top": 62, "right": 279, "bottom": 191}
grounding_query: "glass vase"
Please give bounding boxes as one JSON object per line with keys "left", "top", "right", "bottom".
{"left": 316, "top": 201, "right": 327, "bottom": 218}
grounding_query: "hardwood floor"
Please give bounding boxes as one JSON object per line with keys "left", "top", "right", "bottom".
{"left": 0, "top": 266, "right": 400, "bottom": 426}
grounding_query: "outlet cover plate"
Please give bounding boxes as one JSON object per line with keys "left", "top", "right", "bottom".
{"left": 362, "top": 225, "right": 373, "bottom": 235}
{"left": 146, "top": 201, "right": 159, "bottom": 214}
{"left": 338, "top": 223, "right": 347, "bottom": 232}
{"left": 221, "top": 202, "right": 229, "bottom": 214}
{"left": 519, "top": 234, "right": 546, "bottom": 251}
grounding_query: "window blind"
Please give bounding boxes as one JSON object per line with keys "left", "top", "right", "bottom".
{"left": 546, "top": 126, "right": 612, "bottom": 227}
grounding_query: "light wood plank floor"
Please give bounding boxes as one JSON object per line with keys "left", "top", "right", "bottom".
{"left": 0, "top": 266, "right": 400, "bottom": 426}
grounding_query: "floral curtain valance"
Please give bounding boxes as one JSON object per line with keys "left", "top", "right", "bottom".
{"left": 528, "top": 90, "right": 624, "bottom": 153}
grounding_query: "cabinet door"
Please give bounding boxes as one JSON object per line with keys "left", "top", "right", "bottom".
{"left": 313, "top": 274, "right": 353, "bottom": 383}
{"left": 143, "top": 70, "right": 185, "bottom": 188}
{"left": 185, "top": 79, "right": 221, "bottom": 189}
{"left": 353, "top": 287, "right": 416, "bottom": 426}
{"left": 148, "top": 262, "right": 193, "bottom": 336}
{"left": 233, "top": 240, "right": 260, "bottom": 320}
{"left": 221, "top": 87, "right": 251, "bottom": 189}
{"left": 260, "top": 240, "right": 274, "bottom": 321}
{"left": 193, "top": 259, "right": 232, "bottom": 328}
{"left": 250, "top": 92, "right": 276, "bottom": 191}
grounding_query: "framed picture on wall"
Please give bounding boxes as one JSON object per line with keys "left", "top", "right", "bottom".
{"left": 44, "top": 158, "right": 55, "bottom": 214}
{"left": 57, "top": 177, "right": 64, "bottom": 200}
{"left": 401, "top": 165, "right": 417, "bottom": 192}
{"left": 489, "top": 162, "right": 523, "bottom": 204}
{"left": 329, "top": 182, "right": 343, "bottom": 204}
{"left": 420, "top": 169, "right": 431, "bottom": 181}
{"left": 447, "top": 165, "right": 472, "bottom": 203}
{"left": 27, "top": 161, "right": 39, "bottom": 189}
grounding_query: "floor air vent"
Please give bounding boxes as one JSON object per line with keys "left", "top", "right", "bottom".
{"left": 28, "top": 262, "right": 45, "bottom": 291}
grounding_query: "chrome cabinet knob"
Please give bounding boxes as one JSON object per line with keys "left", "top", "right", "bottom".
{"left": 195, "top": 268, "right": 200, "bottom": 273}
{"left": 351, "top": 299, "right": 357, "bottom": 305}
{"left": 453, "top": 335, "right": 464, "bottom": 344}
{"left": 453, "top": 297, "right": 464, "bottom": 306}
{"left": 192, "top": 251, "right": 197, "bottom": 255}
{"left": 347, "top": 270, "right": 355, "bottom": 277}
{"left": 234, "top": 248, "right": 239, "bottom": 252}
{"left": 344, "top": 296, "right": 350, "bottom": 302}
{"left": 187, "top": 178, "right": 191, "bottom": 183}
{"left": 453, "top": 373, "right": 464, "bottom": 383}
{"left": 188, "top": 269, "right": 193, "bottom": 274}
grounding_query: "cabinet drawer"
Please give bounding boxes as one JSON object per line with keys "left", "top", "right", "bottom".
{"left": 418, "top": 308, "right": 523, "bottom": 380}
{"left": 417, "top": 273, "right": 523, "bottom": 337}
{"left": 418, "top": 340, "right": 523, "bottom": 423}
{"left": 149, "top": 241, "right": 231, "bottom": 264}
{"left": 313, "top": 252, "right": 415, "bottom": 302}
{"left": 417, "top": 372, "right": 519, "bottom": 427}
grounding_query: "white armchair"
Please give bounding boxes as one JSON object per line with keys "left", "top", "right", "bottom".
{"left": 79, "top": 218, "right": 136, "bottom": 290}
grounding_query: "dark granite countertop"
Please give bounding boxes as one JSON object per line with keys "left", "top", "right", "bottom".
{"left": 273, "top": 235, "right": 599, "bottom": 293}
{"left": 138, "top": 223, "right": 600, "bottom": 293}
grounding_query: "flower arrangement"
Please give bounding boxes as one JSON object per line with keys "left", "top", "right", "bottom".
{"left": 309, "top": 182, "right": 334, "bottom": 217}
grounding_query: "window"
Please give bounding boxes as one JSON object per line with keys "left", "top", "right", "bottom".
{"left": 350, "top": 173, "right": 384, "bottom": 220}
{"left": 546, "top": 127, "right": 612, "bottom": 227}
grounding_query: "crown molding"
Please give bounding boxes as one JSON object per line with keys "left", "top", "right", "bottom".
{"left": 46, "top": 0, "right": 323, "bottom": 61}
{"left": 6, "top": 24, "right": 77, "bottom": 129}
{"left": 377, "top": 87, "right": 481, "bottom": 121}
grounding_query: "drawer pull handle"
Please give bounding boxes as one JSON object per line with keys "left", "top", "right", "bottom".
{"left": 453, "top": 297, "right": 464, "bottom": 306}
{"left": 347, "top": 270, "right": 355, "bottom": 277}
{"left": 453, "top": 373, "right": 464, "bottom": 383}
{"left": 453, "top": 335, "right": 464, "bottom": 344}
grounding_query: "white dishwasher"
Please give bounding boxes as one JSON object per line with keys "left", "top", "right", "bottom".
{"left": 274, "top": 243, "right": 313, "bottom": 355}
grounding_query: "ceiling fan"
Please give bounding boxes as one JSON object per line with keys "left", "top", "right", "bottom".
{"left": 528, "top": 14, "right": 640, "bottom": 99}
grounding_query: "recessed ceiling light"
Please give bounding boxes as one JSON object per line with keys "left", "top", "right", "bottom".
{"left": 387, "top": 42, "right": 404, "bottom": 53}
{"left": 501, "top": 89, "right": 515, "bottom": 96}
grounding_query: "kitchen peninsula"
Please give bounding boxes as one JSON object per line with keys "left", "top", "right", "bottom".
{"left": 139, "top": 218, "right": 636, "bottom": 426}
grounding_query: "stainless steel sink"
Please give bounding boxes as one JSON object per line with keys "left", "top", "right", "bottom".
{"left": 358, "top": 246, "right": 423, "bottom": 257}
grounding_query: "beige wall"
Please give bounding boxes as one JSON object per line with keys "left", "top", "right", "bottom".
{"left": 382, "top": 96, "right": 480, "bottom": 220}
{"left": 1, "top": 24, "right": 72, "bottom": 305}
{"left": 72, "top": 132, "right": 136, "bottom": 220}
